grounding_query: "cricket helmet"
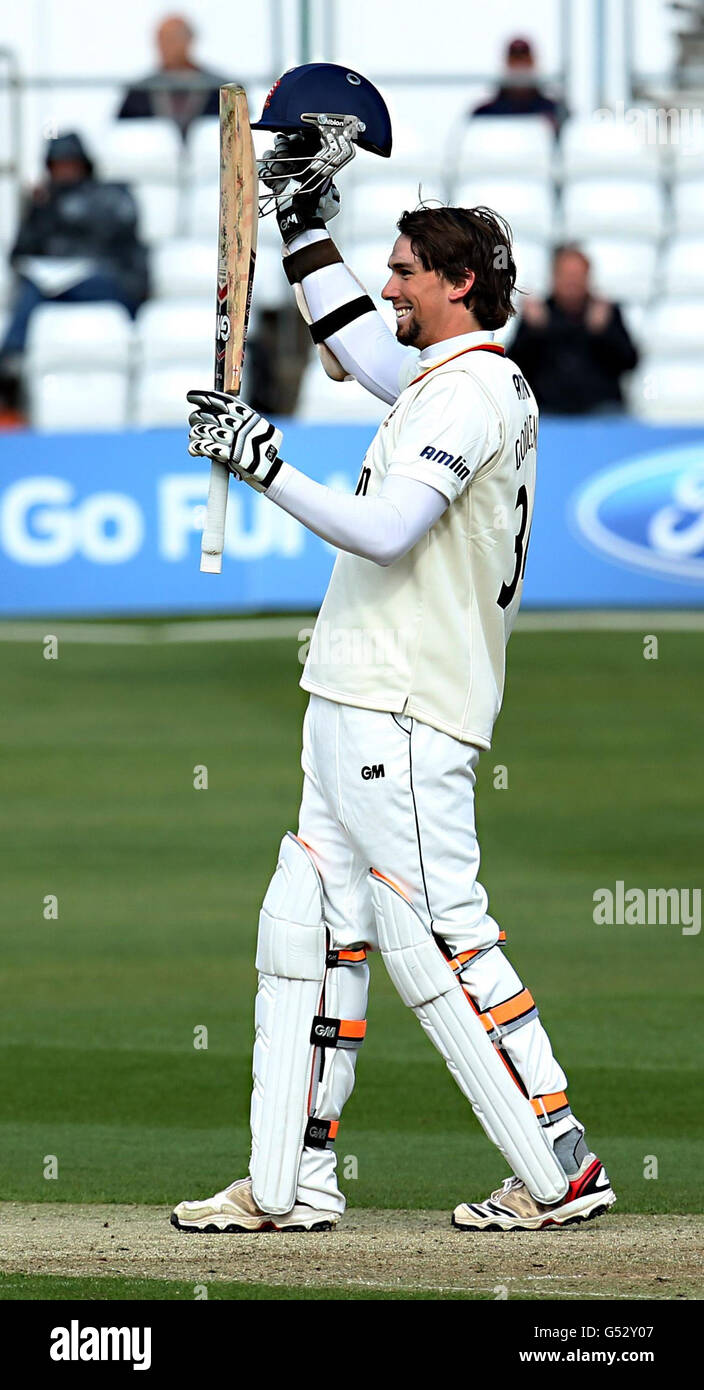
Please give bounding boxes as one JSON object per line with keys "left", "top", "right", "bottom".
{"left": 252, "top": 63, "right": 392, "bottom": 158}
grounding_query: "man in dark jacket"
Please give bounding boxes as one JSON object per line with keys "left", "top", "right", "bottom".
{"left": 472, "top": 37, "right": 566, "bottom": 133}
{"left": 117, "top": 14, "right": 225, "bottom": 140}
{"left": 509, "top": 245, "right": 639, "bottom": 415}
{"left": 0, "top": 131, "right": 149, "bottom": 368}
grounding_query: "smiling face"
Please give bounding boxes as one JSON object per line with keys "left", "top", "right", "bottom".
{"left": 381, "top": 234, "right": 478, "bottom": 350}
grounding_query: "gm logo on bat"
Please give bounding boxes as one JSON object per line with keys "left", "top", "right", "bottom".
{"left": 573, "top": 445, "right": 704, "bottom": 584}
{"left": 216, "top": 313, "right": 231, "bottom": 341}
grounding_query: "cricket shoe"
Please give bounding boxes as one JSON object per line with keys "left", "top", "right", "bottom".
{"left": 170, "top": 1178, "right": 339, "bottom": 1233}
{"left": 452, "top": 1155, "right": 616, "bottom": 1232}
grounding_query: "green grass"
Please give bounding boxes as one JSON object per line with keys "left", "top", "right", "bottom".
{"left": 0, "top": 1272, "right": 496, "bottom": 1301}
{"left": 1, "top": 629, "right": 702, "bottom": 1212}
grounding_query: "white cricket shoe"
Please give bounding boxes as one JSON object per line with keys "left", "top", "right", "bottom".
{"left": 452, "top": 1154, "right": 616, "bottom": 1231}
{"left": 170, "top": 1177, "right": 339, "bottom": 1233}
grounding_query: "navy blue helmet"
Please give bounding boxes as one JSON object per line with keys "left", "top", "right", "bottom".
{"left": 252, "top": 63, "right": 392, "bottom": 158}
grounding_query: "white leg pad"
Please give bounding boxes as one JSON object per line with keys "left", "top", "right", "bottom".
{"left": 370, "top": 872, "right": 568, "bottom": 1205}
{"left": 250, "top": 833, "right": 326, "bottom": 1215}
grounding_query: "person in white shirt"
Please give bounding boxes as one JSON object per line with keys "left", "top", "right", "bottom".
{"left": 172, "top": 164, "right": 615, "bottom": 1235}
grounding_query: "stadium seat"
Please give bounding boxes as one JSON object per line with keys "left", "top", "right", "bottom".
{"left": 454, "top": 116, "right": 555, "bottom": 180}
{"left": 672, "top": 177, "right": 704, "bottom": 234}
{"left": 130, "top": 183, "right": 182, "bottom": 242}
{"left": 453, "top": 177, "right": 554, "bottom": 241}
{"left": 347, "top": 171, "right": 445, "bottom": 241}
{"left": 620, "top": 302, "right": 646, "bottom": 346}
{"left": 345, "top": 238, "right": 395, "bottom": 329}
{"left": 134, "top": 365, "right": 209, "bottom": 427}
{"left": 25, "top": 302, "right": 132, "bottom": 371}
{"left": 513, "top": 239, "right": 551, "bottom": 298}
{"left": 661, "top": 236, "right": 704, "bottom": 296}
{"left": 296, "top": 356, "right": 391, "bottom": 423}
{"left": 30, "top": 370, "right": 130, "bottom": 431}
{"left": 671, "top": 123, "right": 704, "bottom": 175}
{"left": 582, "top": 238, "right": 658, "bottom": 304}
{"left": 561, "top": 178, "right": 665, "bottom": 239}
{"left": 101, "top": 119, "right": 182, "bottom": 183}
{"left": 184, "top": 179, "right": 219, "bottom": 240}
{"left": 186, "top": 116, "right": 220, "bottom": 182}
{"left": 558, "top": 117, "right": 658, "bottom": 178}
{"left": 151, "top": 239, "right": 217, "bottom": 299}
{"left": 135, "top": 301, "right": 212, "bottom": 374}
{"left": 640, "top": 300, "right": 704, "bottom": 355}
{"left": 627, "top": 356, "right": 704, "bottom": 421}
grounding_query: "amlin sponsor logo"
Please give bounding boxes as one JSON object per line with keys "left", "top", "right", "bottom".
{"left": 573, "top": 445, "right": 704, "bottom": 584}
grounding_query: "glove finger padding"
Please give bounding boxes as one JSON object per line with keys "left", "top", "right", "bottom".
{"left": 186, "top": 388, "right": 236, "bottom": 418}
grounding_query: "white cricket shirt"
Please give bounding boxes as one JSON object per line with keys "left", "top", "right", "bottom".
{"left": 300, "top": 330, "right": 539, "bottom": 749}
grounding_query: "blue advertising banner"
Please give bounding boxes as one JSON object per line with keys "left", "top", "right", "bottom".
{"left": 1, "top": 419, "right": 703, "bottom": 615}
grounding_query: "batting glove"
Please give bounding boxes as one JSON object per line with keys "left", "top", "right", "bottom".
{"left": 259, "top": 131, "right": 343, "bottom": 245}
{"left": 187, "top": 390, "right": 284, "bottom": 493}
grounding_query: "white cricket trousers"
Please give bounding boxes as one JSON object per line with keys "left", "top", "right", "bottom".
{"left": 280, "top": 694, "right": 569, "bottom": 1213}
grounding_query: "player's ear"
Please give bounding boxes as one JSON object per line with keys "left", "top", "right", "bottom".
{"left": 448, "top": 270, "right": 475, "bottom": 303}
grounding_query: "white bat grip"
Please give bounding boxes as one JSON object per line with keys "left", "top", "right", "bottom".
{"left": 200, "top": 458, "right": 230, "bottom": 574}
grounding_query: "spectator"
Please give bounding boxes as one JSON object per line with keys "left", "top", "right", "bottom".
{"left": 509, "top": 245, "right": 639, "bottom": 415}
{"left": 0, "top": 132, "right": 149, "bottom": 402}
{"left": 117, "top": 14, "right": 226, "bottom": 139}
{"left": 472, "top": 37, "right": 566, "bottom": 132}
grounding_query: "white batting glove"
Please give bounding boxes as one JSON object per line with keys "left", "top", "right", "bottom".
{"left": 187, "top": 389, "right": 284, "bottom": 493}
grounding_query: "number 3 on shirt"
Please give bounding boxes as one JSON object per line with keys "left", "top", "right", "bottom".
{"left": 498, "top": 484, "right": 531, "bottom": 610}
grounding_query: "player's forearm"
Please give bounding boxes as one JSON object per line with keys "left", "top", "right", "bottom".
{"left": 284, "top": 229, "right": 408, "bottom": 404}
{"left": 266, "top": 460, "right": 447, "bottom": 566}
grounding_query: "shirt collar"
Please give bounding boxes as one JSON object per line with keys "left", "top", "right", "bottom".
{"left": 418, "top": 329, "right": 496, "bottom": 364}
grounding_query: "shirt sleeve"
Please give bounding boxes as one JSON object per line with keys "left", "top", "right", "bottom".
{"left": 386, "top": 369, "right": 503, "bottom": 503}
{"left": 265, "top": 462, "right": 448, "bottom": 566}
{"left": 286, "top": 228, "right": 414, "bottom": 403}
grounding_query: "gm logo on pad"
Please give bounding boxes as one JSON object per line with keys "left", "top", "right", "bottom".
{"left": 573, "top": 445, "right": 704, "bottom": 585}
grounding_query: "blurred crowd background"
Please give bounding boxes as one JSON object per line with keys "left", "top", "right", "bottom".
{"left": 1, "top": 0, "right": 704, "bottom": 430}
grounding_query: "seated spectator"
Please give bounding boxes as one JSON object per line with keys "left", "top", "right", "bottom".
{"left": 472, "top": 37, "right": 566, "bottom": 132}
{"left": 509, "top": 245, "right": 639, "bottom": 415}
{"left": 0, "top": 132, "right": 149, "bottom": 403}
{"left": 117, "top": 14, "right": 227, "bottom": 139}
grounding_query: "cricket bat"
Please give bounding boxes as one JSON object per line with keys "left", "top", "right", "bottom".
{"left": 200, "top": 84, "right": 258, "bottom": 574}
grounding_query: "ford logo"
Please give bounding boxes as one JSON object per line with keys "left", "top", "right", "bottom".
{"left": 573, "top": 445, "right": 704, "bottom": 584}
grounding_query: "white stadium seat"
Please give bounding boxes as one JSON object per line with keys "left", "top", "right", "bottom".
{"left": 640, "top": 300, "right": 704, "bottom": 355}
{"left": 661, "top": 236, "right": 704, "bottom": 296}
{"left": 131, "top": 183, "right": 181, "bottom": 243}
{"left": 620, "top": 302, "right": 646, "bottom": 345}
{"left": 135, "top": 301, "right": 212, "bottom": 373}
{"left": 627, "top": 356, "right": 704, "bottom": 422}
{"left": 453, "top": 177, "right": 554, "bottom": 241}
{"left": 30, "top": 370, "right": 130, "bottom": 432}
{"left": 671, "top": 124, "right": 704, "bottom": 175}
{"left": 558, "top": 117, "right": 658, "bottom": 178}
{"left": 347, "top": 172, "right": 445, "bottom": 241}
{"left": 296, "top": 356, "right": 390, "bottom": 423}
{"left": 455, "top": 116, "right": 555, "bottom": 179}
{"left": 101, "top": 119, "right": 182, "bottom": 183}
{"left": 25, "top": 303, "right": 132, "bottom": 371}
{"left": 512, "top": 239, "right": 551, "bottom": 298}
{"left": 582, "top": 238, "right": 658, "bottom": 304}
{"left": 134, "top": 365, "right": 209, "bottom": 427}
{"left": 151, "top": 239, "right": 216, "bottom": 299}
{"left": 672, "top": 177, "right": 704, "bottom": 234}
{"left": 185, "top": 179, "right": 219, "bottom": 240}
{"left": 186, "top": 117, "right": 220, "bottom": 182}
{"left": 561, "top": 178, "right": 665, "bottom": 240}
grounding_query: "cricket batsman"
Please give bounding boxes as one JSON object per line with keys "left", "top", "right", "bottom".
{"left": 173, "top": 65, "right": 616, "bottom": 1233}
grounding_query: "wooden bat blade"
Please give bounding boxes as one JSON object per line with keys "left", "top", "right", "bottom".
{"left": 200, "top": 84, "right": 258, "bottom": 575}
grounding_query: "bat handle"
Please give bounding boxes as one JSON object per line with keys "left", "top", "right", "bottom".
{"left": 200, "top": 458, "right": 230, "bottom": 574}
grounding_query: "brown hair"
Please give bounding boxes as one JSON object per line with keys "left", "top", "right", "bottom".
{"left": 396, "top": 205, "right": 516, "bottom": 330}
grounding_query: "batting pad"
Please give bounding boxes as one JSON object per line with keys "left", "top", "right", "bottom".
{"left": 369, "top": 870, "right": 568, "bottom": 1205}
{"left": 250, "top": 832, "right": 327, "bottom": 1214}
